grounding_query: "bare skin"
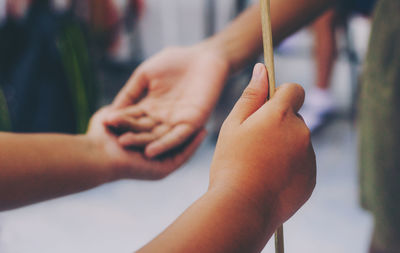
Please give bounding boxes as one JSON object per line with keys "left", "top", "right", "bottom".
{"left": 138, "top": 64, "right": 316, "bottom": 253}
{"left": 109, "top": 46, "right": 229, "bottom": 158}
{"left": 109, "top": 0, "right": 336, "bottom": 157}
{"left": 0, "top": 106, "right": 205, "bottom": 211}
{"left": 313, "top": 9, "right": 340, "bottom": 90}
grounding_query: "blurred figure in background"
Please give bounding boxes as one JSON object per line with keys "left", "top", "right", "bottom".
{"left": 0, "top": 0, "right": 143, "bottom": 133}
{"left": 88, "top": 0, "right": 144, "bottom": 63}
{"left": 302, "top": 0, "right": 376, "bottom": 132}
{"left": 0, "top": 0, "right": 94, "bottom": 133}
{"left": 302, "top": 8, "right": 344, "bottom": 132}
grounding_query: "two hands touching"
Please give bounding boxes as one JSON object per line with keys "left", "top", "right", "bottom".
{"left": 138, "top": 63, "right": 315, "bottom": 252}
{"left": 106, "top": 45, "right": 230, "bottom": 158}
{"left": 86, "top": 43, "right": 315, "bottom": 233}
{"left": 85, "top": 45, "right": 229, "bottom": 180}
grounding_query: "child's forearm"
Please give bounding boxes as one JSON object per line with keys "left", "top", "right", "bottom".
{"left": 138, "top": 186, "right": 277, "bottom": 253}
{"left": 200, "top": 0, "right": 336, "bottom": 72}
{"left": 0, "top": 133, "right": 116, "bottom": 211}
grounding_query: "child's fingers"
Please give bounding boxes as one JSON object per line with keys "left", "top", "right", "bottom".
{"left": 106, "top": 106, "right": 146, "bottom": 122}
{"left": 145, "top": 123, "right": 196, "bottom": 158}
{"left": 119, "top": 132, "right": 157, "bottom": 147}
{"left": 267, "top": 83, "right": 305, "bottom": 114}
{"left": 105, "top": 106, "right": 145, "bottom": 128}
{"left": 109, "top": 115, "right": 160, "bottom": 132}
{"left": 227, "top": 63, "right": 269, "bottom": 124}
{"left": 119, "top": 124, "right": 170, "bottom": 147}
{"left": 248, "top": 83, "right": 305, "bottom": 126}
{"left": 120, "top": 106, "right": 146, "bottom": 118}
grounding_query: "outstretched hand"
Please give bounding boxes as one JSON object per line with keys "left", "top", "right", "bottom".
{"left": 107, "top": 45, "right": 230, "bottom": 158}
{"left": 87, "top": 106, "right": 206, "bottom": 180}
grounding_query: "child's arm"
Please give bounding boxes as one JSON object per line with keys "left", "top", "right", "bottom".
{"left": 138, "top": 64, "right": 316, "bottom": 253}
{"left": 0, "top": 107, "right": 205, "bottom": 211}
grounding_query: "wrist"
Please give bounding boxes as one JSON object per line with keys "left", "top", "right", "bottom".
{"left": 77, "top": 134, "right": 120, "bottom": 183}
{"left": 194, "top": 38, "right": 233, "bottom": 74}
{"left": 207, "top": 181, "right": 279, "bottom": 238}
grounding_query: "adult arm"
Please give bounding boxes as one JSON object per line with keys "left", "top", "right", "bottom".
{"left": 203, "top": 0, "right": 338, "bottom": 72}
{"left": 109, "top": 0, "right": 337, "bottom": 158}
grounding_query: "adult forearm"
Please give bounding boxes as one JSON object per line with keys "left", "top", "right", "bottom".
{"left": 0, "top": 133, "right": 115, "bottom": 211}
{"left": 201, "top": 0, "right": 336, "bottom": 72}
{"left": 138, "top": 186, "right": 277, "bottom": 253}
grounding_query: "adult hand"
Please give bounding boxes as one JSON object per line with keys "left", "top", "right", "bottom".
{"left": 107, "top": 45, "right": 230, "bottom": 158}
{"left": 210, "top": 64, "right": 316, "bottom": 227}
{"left": 87, "top": 106, "right": 206, "bottom": 180}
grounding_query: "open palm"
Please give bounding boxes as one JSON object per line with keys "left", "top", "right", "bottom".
{"left": 108, "top": 46, "right": 229, "bottom": 158}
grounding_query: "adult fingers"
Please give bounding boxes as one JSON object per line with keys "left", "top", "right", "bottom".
{"left": 142, "top": 129, "right": 207, "bottom": 180}
{"left": 167, "top": 129, "right": 207, "bottom": 169}
{"left": 145, "top": 123, "right": 196, "bottom": 158}
{"left": 112, "top": 69, "right": 148, "bottom": 108}
{"left": 226, "top": 63, "right": 269, "bottom": 124}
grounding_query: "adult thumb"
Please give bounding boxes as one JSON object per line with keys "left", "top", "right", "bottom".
{"left": 228, "top": 63, "right": 269, "bottom": 124}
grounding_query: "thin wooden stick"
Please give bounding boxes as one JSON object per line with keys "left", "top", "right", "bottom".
{"left": 274, "top": 226, "right": 284, "bottom": 253}
{"left": 260, "top": 0, "right": 276, "bottom": 98}
{"left": 260, "top": 0, "right": 284, "bottom": 253}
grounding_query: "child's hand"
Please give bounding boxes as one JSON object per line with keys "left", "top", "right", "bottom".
{"left": 105, "top": 106, "right": 170, "bottom": 148}
{"left": 86, "top": 106, "right": 206, "bottom": 180}
{"left": 210, "top": 64, "right": 316, "bottom": 228}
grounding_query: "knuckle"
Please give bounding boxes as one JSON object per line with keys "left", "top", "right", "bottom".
{"left": 298, "top": 127, "right": 312, "bottom": 149}
{"left": 290, "top": 82, "right": 304, "bottom": 92}
{"left": 282, "top": 82, "right": 303, "bottom": 93}
{"left": 301, "top": 125, "right": 312, "bottom": 143}
{"left": 220, "top": 120, "right": 233, "bottom": 134}
{"left": 273, "top": 104, "right": 290, "bottom": 123}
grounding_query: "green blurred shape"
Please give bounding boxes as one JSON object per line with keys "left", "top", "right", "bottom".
{"left": 58, "top": 21, "right": 97, "bottom": 134}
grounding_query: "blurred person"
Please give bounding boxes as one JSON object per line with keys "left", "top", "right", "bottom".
{"left": 6, "top": 0, "right": 32, "bottom": 19}
{"left": 302, "top": 9, "right": 344, "bottom": 132}
{"left": 0, "top": 0, "right": 144, "bottom": 134}
{"left": 88, "top": 0, "right": 144, "bottom": 63}
{"left": 0, "top": 0, "right": 96, "bottom": 133}
{"left": 0, "top": 64, "right": 316, "bottom": 253}
{"left": 109, "top": 0, "right": 399, "bottom": 251}
{"left": 302, "top": 0, "right": 376, "bottom": 132}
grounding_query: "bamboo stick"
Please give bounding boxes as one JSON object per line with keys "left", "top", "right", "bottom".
{"left": 260, "top": 0, "right": 276, "bottom": 98}
{"left": 259, "top": 0, "right": 284, "bottom": 252}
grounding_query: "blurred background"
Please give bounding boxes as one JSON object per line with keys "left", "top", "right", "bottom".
{"left": 0, "top": 0, "right": 374, "bottom": 252}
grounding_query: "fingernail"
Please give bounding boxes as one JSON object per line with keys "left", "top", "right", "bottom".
{"left": 252, "top": 63, "right": 264, "bottom": 80}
